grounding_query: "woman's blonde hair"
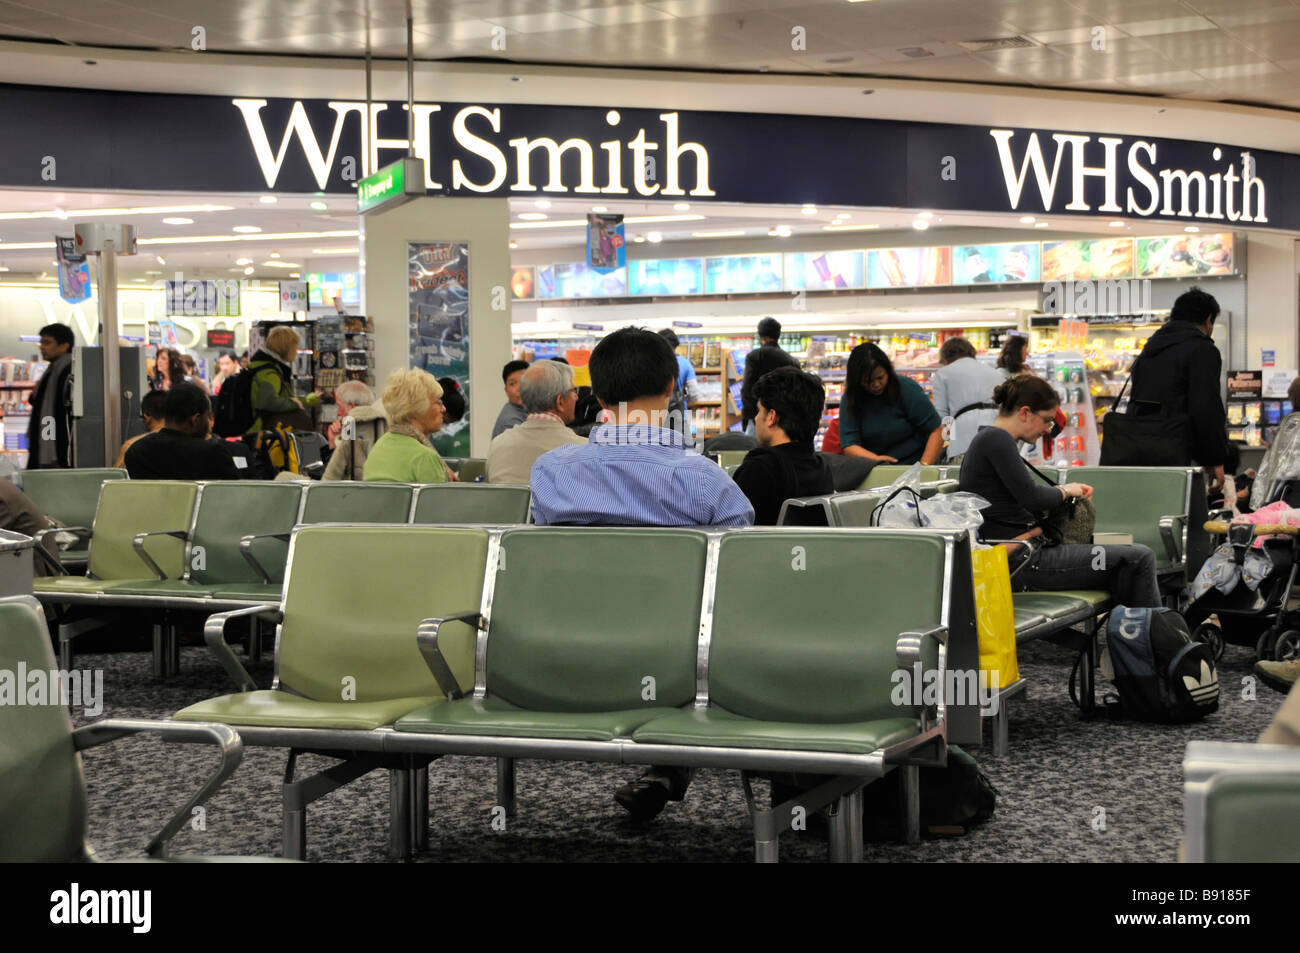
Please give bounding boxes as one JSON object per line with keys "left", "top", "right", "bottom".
{"left": 265, "top": 326, "right": 301, "bottom": 362}
{"left": 382, "top": 368, "right": 443, "bottom": 425}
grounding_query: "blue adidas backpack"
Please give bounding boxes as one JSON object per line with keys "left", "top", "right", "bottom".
{"left": 1104, "top": 607, "right": 1219, "bottom": 723}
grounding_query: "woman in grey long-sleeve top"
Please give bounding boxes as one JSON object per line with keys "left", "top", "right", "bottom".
{"left": 931, "top": 337, "right": 1005, "bottom": 459}
{"left": 959, "top": 374, "right": 1161, "bottom": 607}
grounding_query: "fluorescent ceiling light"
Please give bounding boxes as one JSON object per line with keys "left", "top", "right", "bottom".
{"left": 510, "top": 213, "right": 703, "bottom": 230}
{"left": 0, "top": 204, "right": 233, "bottom": 221}
{"left": 822, "top": 223, "right": 879, "bottom": 232}
{"left": 259, "top": 195, "right": 277, "bottom": 204}
{"left": 161, "top": 217, "right": 193, "bottom": 225}
{"left": 139, "top": 230, "right": 359, "bottom": 246}
{"left": 673, "top": 203, "right": 690, "bottom": 211}
{"left": 262, "top": 260, "right": 302, "bottom": 268}
{"left": 691, "top": 229, "right": 747, "bottom": 238}
{"left": 1019, "top": 216, "right": 1036, "bottom": 224}
{"left": 517, "top": 212, "right": 548, "bottom": 221}
{"left": 1035, "top": 222, "right": 1050, "bottom": 228}
{"left": 835, "top": 212, "right": 851, "bottom": 220}
{"left": 310, "top": 201, "right": 329, "bottom": 211}
{"left": 912, "top": 220, "right": 930, "bottom": 230}
{"left": 235, "top": 257, "right": 253, "bottom": 265}
{"left": 232, "top": 225, "right": 262, "bottom": 233}
{"left": 1109, "top": 220, "right": 1125, "bottom": 227}
{"left": 310, "top": 247, "right": 359, "bottom": 254}
{"left": 1184, "top": 225, "right": 1200, "bottom": 233}
{"left": 243, "top": 266, "right": 255, "bottom": 275}
{"left": 917, "top": 212, "right": 934, "bottom": 220}
{"left": 535, "top": 199, "right": 551, "bottom": 209}
{"left": 590, "top": 206, "right": 608, "bottom": 213}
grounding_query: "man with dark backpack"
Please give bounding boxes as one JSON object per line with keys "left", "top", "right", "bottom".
{"left": 658, "top": 328, "right": 700, "bottom": 439}
{"left": 212, "top": 366, "right": 255, "bottom": 438}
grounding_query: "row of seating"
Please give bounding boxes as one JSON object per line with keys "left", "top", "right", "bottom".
{"left": 32, "top": 479, "right": 532, "bottom": 672}
{"left": 169, "top": 522, "right": 969, "bottom": 862}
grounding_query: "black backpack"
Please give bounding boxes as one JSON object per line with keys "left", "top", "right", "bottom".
{"left": 859, "top": 745, "right": 996, "bottom": 840}
{"left": 1086, "top": 607, "right": 1220, "bottom": 722}
{"left": 666, "top": 374, "right": 687, "bottom": 436}
{"left": 213, "top": 370, "right": 256, "bottom": 438}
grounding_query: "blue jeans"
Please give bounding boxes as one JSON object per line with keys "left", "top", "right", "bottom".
{"left": 1018, "top": 542, "right": 1162, "bottom": 608}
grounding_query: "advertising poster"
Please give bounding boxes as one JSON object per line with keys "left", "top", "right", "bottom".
{"left": 952, "top": 243, "right": 1040, "bottom": 284}
{"left": 510, "top": 266, "right": 535, "bottom": 300}
{"left": 587, "top": 213, "right": 626, "bottom": 270}
{"left": 554, "top": 262, "right": 628, "bottom": 298}
{"left": 867, "top": 246, "right": 950, "bottom": 288}
{"left": 1042, "top": 239, "right": 1133, "bottom": 281}
{"left": 628, "top": 258, "right": 704, "bottom": 296}
{"left": 408, "top": 241, "right": 471, "bottom": 460}
{"left": 55, "top": 236, "right": 91, "bottom": 304}
{"left": 1135, "top": 233, "right": 1234, "bottom": 278}
{"left": 703, "top": 254, "right": 783, "bottom": 294}
{"left": 784, "top": 250, "right": 864, "bottom": 290}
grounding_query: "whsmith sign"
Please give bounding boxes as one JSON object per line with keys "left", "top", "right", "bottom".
{"left": 1, "top": 84, "right": 1296, "bottom": 230}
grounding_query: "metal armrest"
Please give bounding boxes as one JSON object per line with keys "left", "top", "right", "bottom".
{"left": 416, "top": 612, "right": 484, "bottom": 699}
{"left": 204, "top": 604, "right": 282, "bottom": 693}
{"left": 36, "top": 525, "right": 91, "bottom": 546}
{"left": 984, "top": 538, "right": 1036, "bottom": 580}
{"left": 72, "top": 718, "right": 242, "bottom": 858}
{"left": 239, "top": 532, "right": 292, "bottom": 585}
{"left": 896, "top": 624, "right": 949, "bottom": 733}
{"left": 1159, "top": 513, "right": 1188, "bottom": 567}
{"left": 132, "top": 530, "right": 189, "bottom": 581}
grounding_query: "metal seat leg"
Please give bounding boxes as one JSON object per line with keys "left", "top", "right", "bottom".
{"left": 900, "top": 765, "right": 920, "bottom": 844}
{"left": 845, "top": 787, "right": 864, "bottom": 862}
{"left": 389, "top": 768, "right": 412, "bottom": 861}
{"left": 496, "top": 757, "right": 516, "bottom": 818}
{"left": 412, "top": 764, "right": 429, "bottom": 852}
{"left": 827, "top": 796, "right": 850, "bottom": 862}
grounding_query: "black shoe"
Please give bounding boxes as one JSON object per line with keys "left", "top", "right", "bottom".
{"left": 615, "top": 778, "right": 672, "bottom": 822}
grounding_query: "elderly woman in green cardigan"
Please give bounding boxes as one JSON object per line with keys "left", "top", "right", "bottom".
{"left": 363, "top": 368, "right": 458, "bottom": 483}
{"left": 245, "top": 325, "right": 321, "bottom": 434}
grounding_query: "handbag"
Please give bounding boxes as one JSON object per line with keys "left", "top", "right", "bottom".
{"left": 971, "top": 545, "right": 1019, "bottom": 692}
{"left": 1098, "top": 353, "right": 1191, "bottom": 466}
{"left": 1027, "top": 461, "right": 1096, "bottom": 545}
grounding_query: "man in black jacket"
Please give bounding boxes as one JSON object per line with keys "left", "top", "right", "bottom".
{"left": 733, "top": 367, "right": 834, "bottom": 524}
{"left": 1128, "top": 287, "right": 1229, "bottom": 491}
{"left": 25, "top": 323, "right": 75, "bottom": 469}
{"left": 124, "top": 383, "right": 240, "bottom": 481}
{"left": 740, "top": 317, "right": 798, "bottom": 431}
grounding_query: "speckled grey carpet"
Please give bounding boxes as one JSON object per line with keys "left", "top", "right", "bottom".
{"left": 69, "top": 630, "right": 1278, "bottom": 863}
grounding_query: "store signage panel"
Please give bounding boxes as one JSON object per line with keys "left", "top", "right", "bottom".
{"left": 1041, "top": 239, "right": 1133, "bottom": 281}
{"left": 1134, "top": 233, "right": 1234, "bottom": 278}
{"left": 950, "top": 242, "right": 1039, "bottom": 284}
{"left": 510, "top": 266, "right": 536, "bottom": 300}
{"left": 408, "top": 241, "right": 471, "bottom": 458}
{"left": 784, "top": 251, "right": 865, "bottom": 291}
{"left": 866, "top": 246, "right": 950, "bottom": 289}
{"left": 628, "top": 258, "right": 704, "bottom": 296}
{"left": 206, "top": 328, "right": 236, "bottom": 348}
{"left": 703, "top": 254, "right": 784, "bottom": 294}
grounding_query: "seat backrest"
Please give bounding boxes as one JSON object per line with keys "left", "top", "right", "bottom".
{"left": 1070, "top": 466, "right": 1190, "bottom": 566}
{"left": 715, "top": 450, "right": 749, "bottom": 469}
{"left": 485, "top": 527, "right": 707, "bottom": 711}
{"left": 293, "top": 432, "right": 328, "bottom": 472}
{"left": 87, "top": 481, "right": 198, "bottom": 580}
{"left": 188, "top": 481, "right": 305, "bottom": 586}
{"left": 862, "top": 465, "right": 939, "bottom": 490}
{"left": 708, "top": 529, "right": 947, "bottom": 723}
{"left": 828, "top": 490, "right": 886, "bottom": 527}
{"left": 21, "top": 468, "right": 127, "bottom": 532}
{"left": 1204, "top": 772, "right": 1300, "bottom": 861}
{"left": 411, "top": 483, "right": 531, "bottom": 525}
{"left": 457, "top": 459, "right": 487, "bottom": 483}
{"left": 776, "top": 495, "right": 833, "bottom": 526}
{"left": 0, "top": 598, "right": 86, "bottom": 861}
{"left": 277, "top": 525, "right": 490, "bottom": 701}
{"left": 300, "top": 482, "right": 413, "bottom": 524}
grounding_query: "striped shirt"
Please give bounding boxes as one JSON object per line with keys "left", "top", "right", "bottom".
{"left": 530, "top": 424, "right": 755, "bottom": 527}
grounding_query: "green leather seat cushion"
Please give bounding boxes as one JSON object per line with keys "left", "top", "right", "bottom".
{"left": 394, "top": 696, "right": 673, "bottom": 741}
{"left": 210, "top": 583, "right": 282, "bottom": 602}
{"left": 1013, "top": 590, "right": 1109, "bottom": 620}
{"left": 33, "top": 576, "right": 149, "bottom": 596}
{"left": 631, "top": 707, "right": 920, "bottom": 754}
{"left": 175, "top": 690, "right": 435, "bottom": 730}
{"left": 101, "top": 580, "right": 221, "bottom": 598}
{"left": 1013, "top": 607, "right": 1048, "bottom": 631}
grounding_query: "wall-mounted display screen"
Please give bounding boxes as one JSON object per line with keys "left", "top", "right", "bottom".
{"left": 628, "top": 258, "right": 704, "bottom": 296}
{"left": 510, "top": 266, "right": 535, "bottom": 300}
{"left": 1042, "top": 239, "right": 1133, "bottom": 281}
{"left": 951, "top": 243, "right": 1040, "bottom": 284}
{"left": 554, "top": 262, "right": 628, "bottom": 298}
{"left": 703, "top": 254, "right": 783, "bottom": 294}
{"left": 1136, "top": 233, "right": 1234, "bottom": 278}
{"left": 784, "top": 250, "right": 865, "bottom": 290}
{"left": 867, "top": 246, "right": 950, "bottom": 288}
{"left": 165, "top": 279, "right": 241, "bottom": 316}
{"left": 307, "top": 272, "right": 360, "bottom": 307}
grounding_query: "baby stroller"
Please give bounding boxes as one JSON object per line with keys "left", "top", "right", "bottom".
{"left": 1185, "top": 518, "right": 1300, "bottom": 663}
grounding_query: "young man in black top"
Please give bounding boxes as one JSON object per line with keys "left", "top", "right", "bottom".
{"left": 733, "top": 366, "right": 834, "bottom": 524}
{"left": 124, "top": 383, "right": 240, "bottom": 481}
{"left": 739, "top": 317, "right": 799, "bottom": 432}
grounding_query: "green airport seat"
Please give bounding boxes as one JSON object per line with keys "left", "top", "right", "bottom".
{"left": 1184, "top": 740, "right": 1300, "bottom": 862}
{"left": 827, "top": 490, "right": 886, "bottom": 527}
{"left": 0, "top": 596, "right": 244, "bottom": 862}
{"left": 715, "top": 450, "right": 749, "bottom": 469}
{"left": 457, "top": 458, "right": 487, "bottom": 483}
{"left": 175, "top": 524, "right": 491, "bottom": 859}
{"left": 410, "top": 483, "right": 531, "bottom": 524}
{"left": 777, "top": 494, "right": 835, "bottom": 526}
{"left": 1069, "top": 466, "right": 1192, "bottom": 573}
{"left": 21, "top": 468, "right": 127, "bottom": 569}
{"left": 301, "top": 481, "right": 413, "bottom": 524}
{"left": 1011, "top": 589, "right": 1110, "bottom": 623}
{"left": 861, "top": 465, "right": 939, "bottom": 490}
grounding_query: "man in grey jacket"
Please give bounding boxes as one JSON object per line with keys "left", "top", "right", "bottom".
{"left": 322, "top": 381, "right": 388, "bottom": 481}
{"left": 931, "top": 337, "right": 1004, "bottom": 460}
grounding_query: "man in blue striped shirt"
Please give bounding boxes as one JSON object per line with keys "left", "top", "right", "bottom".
{"left": 530, "top": 327, "right": 753, "bottom": 822}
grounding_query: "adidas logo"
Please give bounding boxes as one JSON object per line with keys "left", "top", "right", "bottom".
{"left": 1182, "top": 660, "right": 1220, "bottom": 705}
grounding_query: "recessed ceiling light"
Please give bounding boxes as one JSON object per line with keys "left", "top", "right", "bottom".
{"left": 1109, "top": 220, "right": 1125, "bottom": 228}
{"left": 131, "top": 278, "right": 146, "bottom": 283}
{"left": 235, "top": 257, "right": 253, "bottom": 265}
{"left": 535, "top": 199, "right": 551, "bottom": 209}
{"left": 802, "top": 205, "right": 818, "bottom": 215}
{"left": 633, "top": 234, "right": 645, "bottom": 243}
{"left": 647, "top": 232, "right": 664, "bottom": 243}
{"left": 517, "top": 212, "right": 548, "bottom": 221}
{"left": 233, "top": 225, "right": 262, "bottom": 233}
{"left": 145, "top": 269, "right": 162, "bottom": 275}
{"left": 310, "top": 201, "right": 328, "bottom": 211}
{"left": 161, "top": 217, "right": 193, "bottom": 225}
{"left": 310, "top": 247, "right": 360, "bottom": 255}
{"left": 769, "top": 225, "right": 792, "bottom": 238}
{"left": 673, "top": 203, "right": 690, "bottom": 211}
{"left": 243, "top": 266, "right": 255, "bottom": 275}
{"left": 1035, "top": 222, "right": 1049, "bottom": 228}
{"left": 51, "top": 260, "right": 58, "bottom": 267}
{"left": 912, "top": 220, "right": 930, "bottom": 230}
{"left": 54, "top": 208, "right": 68, "bottom": 220}
{"left": 822, "top": 223, "right": 880, "bottom": 232}
{"left": 510, "top": 213, "right": 703, "bottom": 230}
{"left": 154, "top": 255, "right": 166, "bottom": 266}
{"left": 1019, "top": 216, "right": 1036, "bottom": 224}
{"left": 270, "top": 252, "right": 280, "bottom": 259}
{"left": 259, "top": 196, "right": 277, "bottom": 204}
{"left": 290, "top": 273, "right": 300, "bottom": 278}
{"left": 262, "top": 260, "right": 301, "bottom": 269}
{"left": 691, "top": 230, "right": 747, "bottom": 238}
{"left": 0, "top": 204, "right": 233, "bottom": 222}
{"left": 917, "top": 212, "right": 934, "bottom": 220}
{"left": 508, "top": 240, "right": 518, "bottom": 249}
{"left": 590, "top": 206, "right": 608, "bottom": 213}
{"left": 1184, "top": 225, "right": 1200, "bottom": 233}
{"left": 0, "top": 267, "right": 11, "bottom": 272}
{"left": 835, "top": 212, "right": 851, "bottom": 220}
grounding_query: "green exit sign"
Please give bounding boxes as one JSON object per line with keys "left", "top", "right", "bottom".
{"left": 357, "top": 157, "right": 425, "bottom": 214}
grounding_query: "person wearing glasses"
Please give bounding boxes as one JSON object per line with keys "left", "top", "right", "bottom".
{"left": 113, "top": 389, "right": 167, "bottom": 468}
{"left": 959, "top": 374, "right": 1160, "bottom": 606}
{"left": 487, "top": 359, "right": 585, "bottom": 484}
{"left": 362, "top": 368, "right": 458, "bottom": 483}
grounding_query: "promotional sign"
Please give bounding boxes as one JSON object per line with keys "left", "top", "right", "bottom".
{"left": 784, "top": 250, "right": 864, "bottom": 290}
{"left": 1227, "top": 370, "right": 1263, "bottom": 399}
{"left": 1042, "top": 239, "right": 1133, "bottom": 281}
{"left": 867, "top": 246, "right": 950, "bottom": 288}
{"left": 703, "top": 254, "right": 783, "bottom": 294}
{"left": 408, "top": 241, "right": 470, "bottom": 459}
{"left": 509, "top": 266, "right": 535, "bottom": 300}
{"left": 951, "top": 243, "right": 1039, "bottom": 284}
{"left": 165, "top": 279, "right": 241, "bottom": 316}
{"left": 628, "top": 258, "right": 703, "bottom": 296}
{"left": 279, "top": 279, "right": 308, "bottom": 312}
{"left": 305, "top": 272, "right": 360, "bottom": 308}
{"left": 1263, "top": 369, "right": 1296, "bottom": 398}
{"left": 206, "top": 329, "right": 236, "bottom": 348}
{"left": 1135, "top": 233, "right": 1234, "bottom": 278}
{"left": 54, "top": 236, "right": 91, "bottom": 304}
{"left": 587, "top": 213, "right": 625, "bottom": 270}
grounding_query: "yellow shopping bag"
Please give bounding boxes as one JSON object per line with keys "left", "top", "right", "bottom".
{"left": 971, "top": 545, "right": 1019, "bottom": 692}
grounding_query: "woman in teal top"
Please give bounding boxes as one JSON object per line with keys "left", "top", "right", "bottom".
{"left": 363, "top": 368, "right": 457, "bottom": 483}
{"left": 839, "top": 342, "right": 944, "bottom": 465}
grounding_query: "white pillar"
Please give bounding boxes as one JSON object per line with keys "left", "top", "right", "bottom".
{"left": 1245, "top": 234, "right": 1300, "bottom": 369}
{"left": 361, "top": 197, "right": 512, "bottom": 458}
